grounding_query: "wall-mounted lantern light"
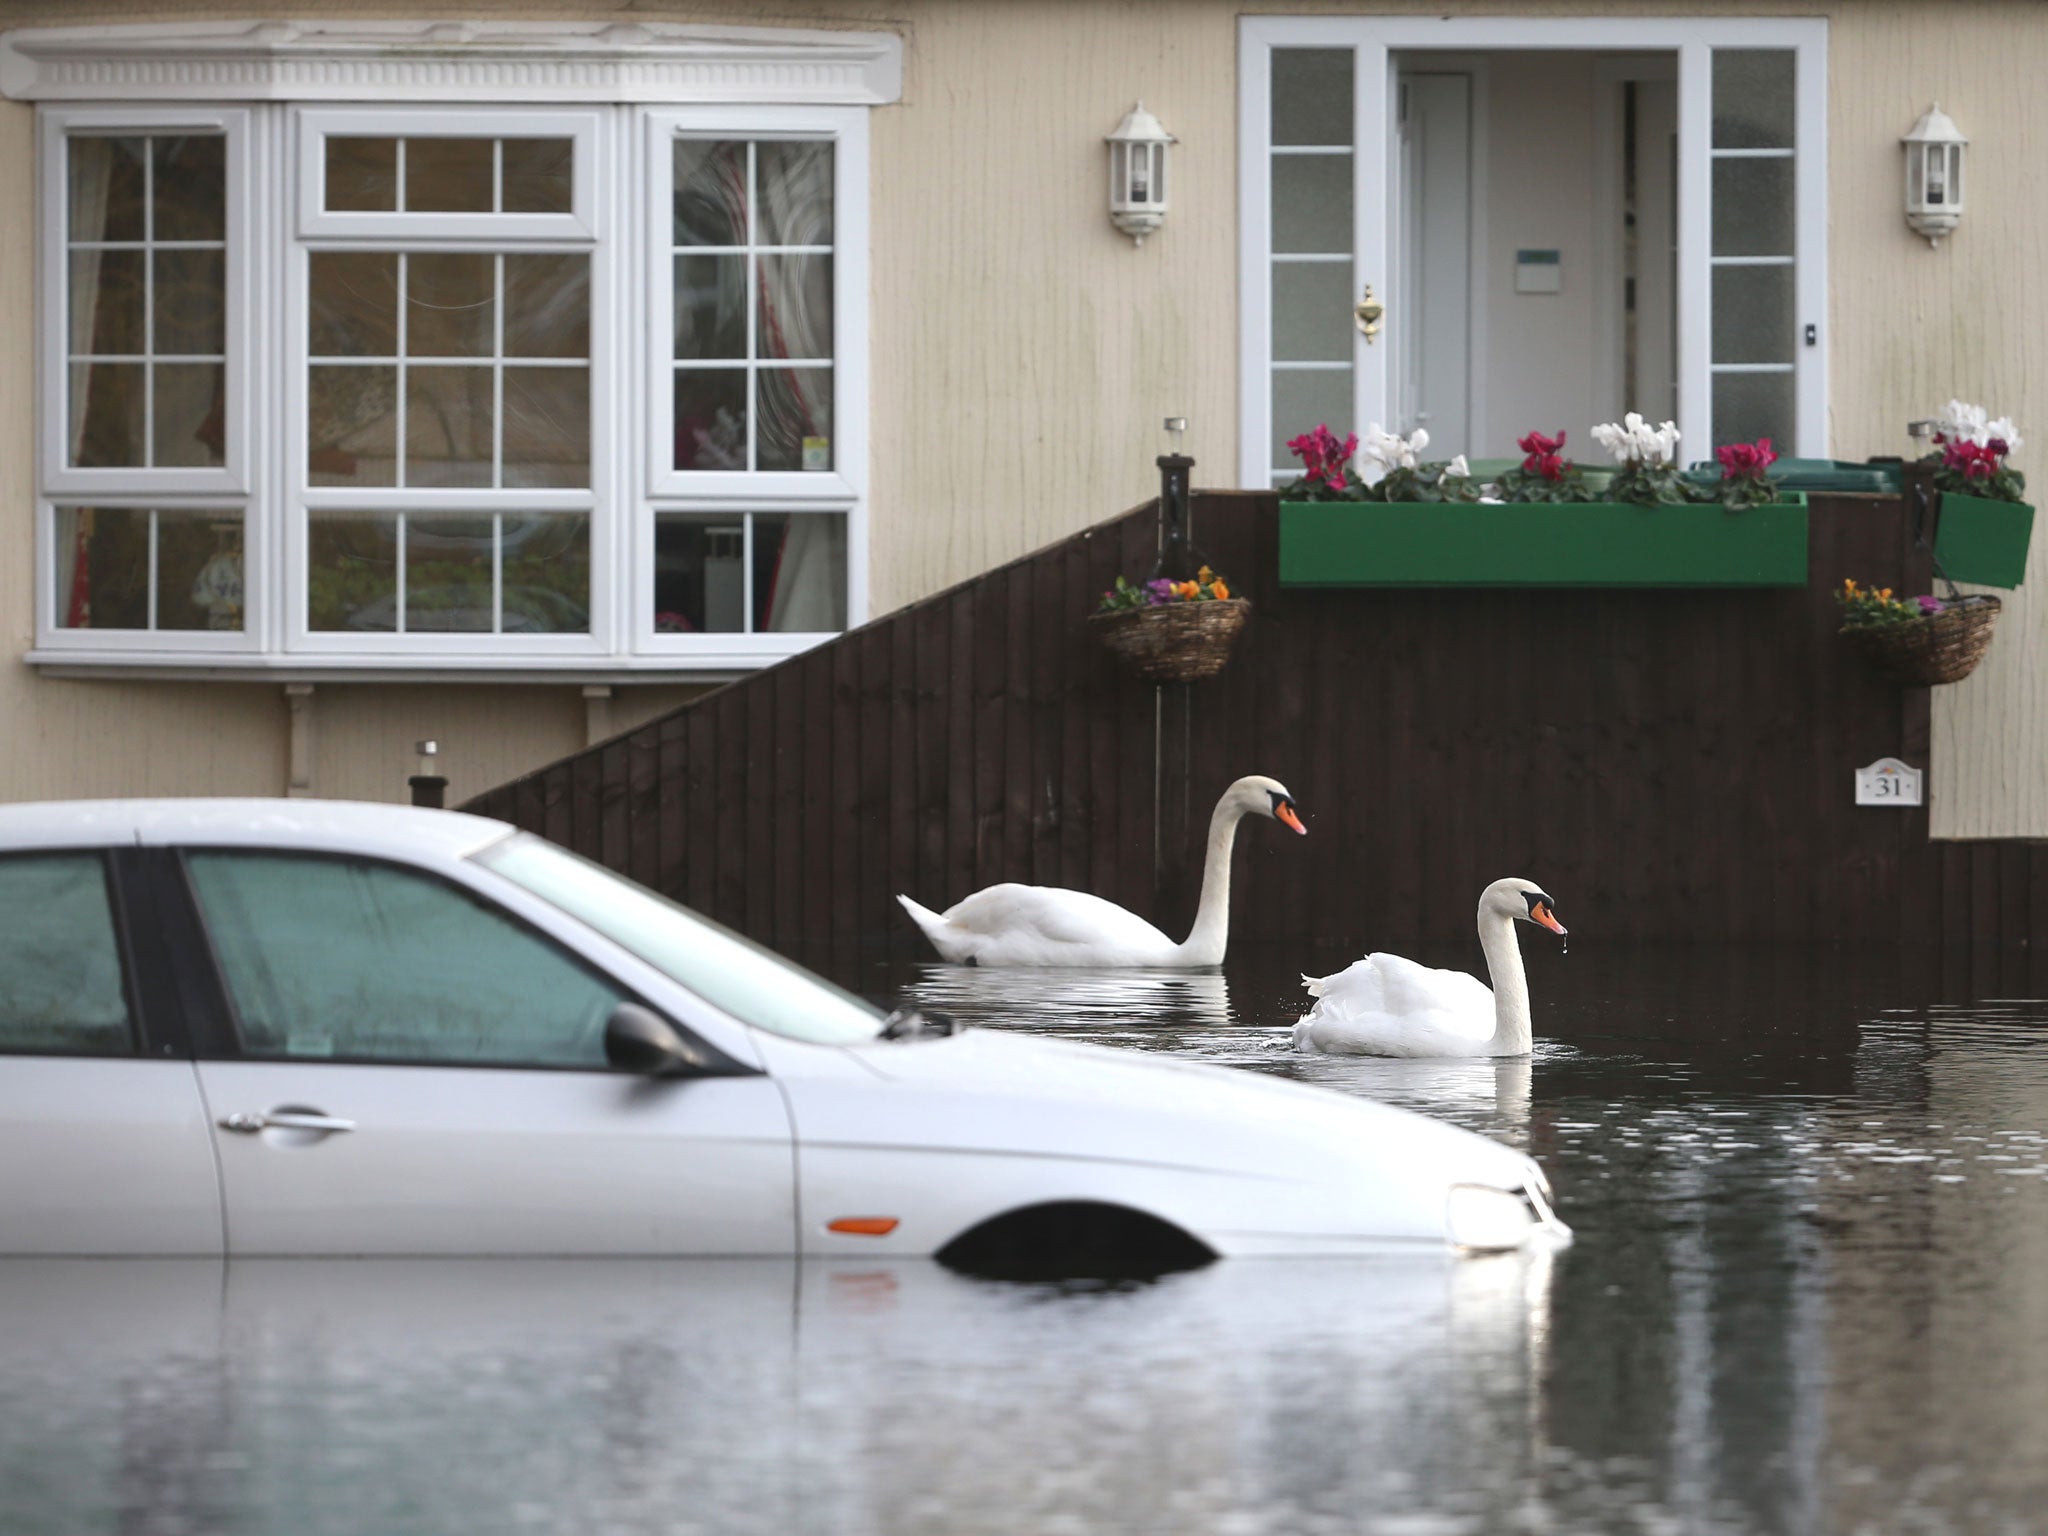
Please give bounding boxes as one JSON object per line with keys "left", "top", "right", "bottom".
{"left": 1107, "top": 102, "right": 1174, "bottom": 246}
{"left": 1903, "top": 103, "right": 1967, "bottom": 246}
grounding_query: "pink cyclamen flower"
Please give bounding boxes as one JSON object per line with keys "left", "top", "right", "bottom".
{"left": 1716, "top": 437, "right": 1778, "bottom": 480}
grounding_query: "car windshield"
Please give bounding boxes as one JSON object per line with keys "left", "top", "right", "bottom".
{"left": 474, "top": 834, "right": 883, "bottom": 1047}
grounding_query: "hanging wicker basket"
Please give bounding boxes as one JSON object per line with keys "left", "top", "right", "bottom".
{"left": 1089, "top": 598, "right": 1252, "bottom": 684}
{"left": 1841, "top": 594, "right": 2001, "bottom": 686}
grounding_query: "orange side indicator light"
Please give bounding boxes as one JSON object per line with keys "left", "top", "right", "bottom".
{"left": 827, "top": 1217, "right": 900, "bottom": 1236}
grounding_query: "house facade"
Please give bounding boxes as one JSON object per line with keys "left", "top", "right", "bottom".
{"left": 0, "top": 2, "right": 2040, "bottom": 837}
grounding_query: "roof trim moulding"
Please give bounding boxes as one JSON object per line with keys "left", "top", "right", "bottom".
{"left": 0, "top": 18, "right": 904, "bottom": 105}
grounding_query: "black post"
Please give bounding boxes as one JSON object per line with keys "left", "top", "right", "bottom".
{"left": 1155, "top": 452, "right": 1197, "bottom": 580}
{"left": 409, "top": 775, "right": 447, "bottom": 809}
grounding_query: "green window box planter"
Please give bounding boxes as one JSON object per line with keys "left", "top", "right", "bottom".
{"left": 1277, "top": 495, "right": 1808, "bottom": 588}
{"left": 1934, "top": 492, "right": 2033, "bottom": 589}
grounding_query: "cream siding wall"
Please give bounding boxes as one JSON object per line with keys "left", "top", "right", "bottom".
{"left": 0, "top": 0, "right": 2040, "bottom": 831}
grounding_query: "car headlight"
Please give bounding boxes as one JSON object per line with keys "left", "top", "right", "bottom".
{"left": 1444, "top": 1183, "right": 1540, "bottom": 1251}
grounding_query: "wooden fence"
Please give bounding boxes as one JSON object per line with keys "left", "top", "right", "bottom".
{"left": 465, "top": 491, "right": 2048, "bottom": 954}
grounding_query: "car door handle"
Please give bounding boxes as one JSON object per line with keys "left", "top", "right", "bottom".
{"left": 218, "top": 1111, "right": 357, "bottom": 1135}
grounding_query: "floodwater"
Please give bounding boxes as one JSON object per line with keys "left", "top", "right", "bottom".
{"left": 5, "top": 941, "right": 2048, "bottom": 1535}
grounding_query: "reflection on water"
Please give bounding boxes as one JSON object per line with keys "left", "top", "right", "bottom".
{"left": 5, "top": 943, "right": 2048, "bottom": 1534}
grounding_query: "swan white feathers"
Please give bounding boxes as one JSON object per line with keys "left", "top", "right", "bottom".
{"left": 1293, "top": 878, "right": 1567, "bottom": 1058}
{"left": 897, "top": 775, "right": 1306, "bottom": 967}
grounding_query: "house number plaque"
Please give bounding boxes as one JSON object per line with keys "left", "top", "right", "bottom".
{"left": 1855, "top": 757, "right": 1924, "bottom": 807}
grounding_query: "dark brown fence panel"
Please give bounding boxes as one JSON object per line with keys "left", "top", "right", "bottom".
{"left": 463, "top": 491, "right": 2048, "bottom": 953}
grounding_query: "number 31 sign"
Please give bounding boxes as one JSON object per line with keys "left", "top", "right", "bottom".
{"left": 1855, "top": 757, "right": 1924, "bottom": 807}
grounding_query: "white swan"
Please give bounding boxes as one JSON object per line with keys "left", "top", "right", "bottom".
{"left": 896, "top": 775, "right": 1307, "bottom": 967}
{"left": 1292, "top": 878, "right": 1567, "bottom": 1058}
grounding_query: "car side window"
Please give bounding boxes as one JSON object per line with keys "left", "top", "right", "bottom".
{"left": 184, "top": 852, "right": 625, "bottom": 1068}
{"left": 0, "top": 853, "right": 134, "bottom": 1056}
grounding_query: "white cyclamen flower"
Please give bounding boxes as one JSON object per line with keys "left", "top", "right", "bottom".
{"left": 1591, "top": 413, "right": 1680, "bottom": 467}
{"left": 1356, "top": 422, "right": 1429, "bottom": 485}
{"left": 1441, "top": 453, "right": 1470, "bottom": 482}
{"left": 1938, "top": 400, "right": 2022, "bottom": 452}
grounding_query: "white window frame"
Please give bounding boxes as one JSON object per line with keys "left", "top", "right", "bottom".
{"left": 1237, "top": 15, "right": 1828, "bottom": 487}
{"left": 640, "top": 104, "right": 869, "bottom": 661}
{"left": 10, "top": 19, "right": 898, "bottom": 678}
{"left": 285, "top": 104, "right": 616, "bottom": 660}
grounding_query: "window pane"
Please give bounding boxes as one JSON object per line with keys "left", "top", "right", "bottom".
{"left": 1271, "top": 370, "right": 1352, "bottom": 474}
{"left": 310, "top": 253, "right": 399, "bottom": 357}
{"left": 308, "top": 365, "right": 398, "bottom": 485}
{"left": 405, "top": 515, "right": 494, "bottom": 633}
{"left": 757, "top": 141, "right": 833, "bottom": 245}
{"left": 1712, "top": 265, "right": 1794, "bottom": 365}
{"left": 502, "top": 367, "right": 589, "bottom": 488}
{"left": 501, "top": 514, "right": 591, "bottom": 634}
{"left": 163, "top": 511, "right": 245, "bottom": 630}
{"left": 152, "top": 249, "right": 225, "bottom": 356}
{"left": 674, "top": 253, "right": 747, "bottom": 361}
{"left": 405, "top": 138, "right": 493, "bottom": 213}
{"left": 152, "top": 363, "right": 225, "bottom": 469}
{"left": 69, "top": 363, "right": 144, "bottom": 469}
{"left": 757, "top": 366, "right": 831, "bottom": 472}
{"left": 1712, "top": 371, "right": 1794, "bottom": 451}
{"left": 185, "top": 854, "right": 625, "bottom": 1068}
{"left": 406, "top": 253, "right": 495, "bottom": 358}
{"left": 152, "top": 136, "right": 225, "bottom": 241}
{"left": 326, "top": 137, "right": 397, "bottom": 212}
{"left": 673, "top": 140, "right": 747, "bottom": 246}
{"left": 1712, "top": 51, "right": 1795, "bottom": 150}
{"left": 753, "top": 513, "right": 847, "bottom": 631}
{"left": 1711, "top": 158, "right": 1795, "bottom": 259}
{"left": 0, "top": 855, "right": 132, "bottom": 1056}
{"left": 406, "top": 366, "right": 493, "bottom": 487}
{"left": 69, "top": 136, "right": 145, "bottom": 243}
{"left": 1273, "top": 50, "right": 1354, "bottom": 147}
{"left": 1273, "top": 262, "right": 1352, "bottom": 362}
{"left": 674, "top": 369, "right": 747, "bottom": 470}
{"left": 503, "top": 254, "right": 589, "bottom": 358}
{"left": 1273, "top": 154, "right": 1352, "bottom": 255}
{"left": 501, "top": 137, "right": 573, "bottom": 214}
{"left": 68, "top": 248, "right": 142, "bottom": 355}
{"left": 308, "top": 512, "right": 398, "bottom": 631}
{"left": 60, "top": 507, "right": 244, "bottom": 631}
{"left": 654, "top": 513, "right": 748, "bottom": 633}
{"left": 759, "top": 254, "right": 832, "bottom": 360}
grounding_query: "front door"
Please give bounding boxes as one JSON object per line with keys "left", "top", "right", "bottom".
{"left": 1240, "top": 16, "right": 1826, "bottom": 485}
{"left": 178, "top": 848, "right": 795, "bottom": 1256}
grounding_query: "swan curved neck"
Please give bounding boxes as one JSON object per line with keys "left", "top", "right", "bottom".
{"left": 1177, "top": 795, "right": 1249, "bottom": 964}
{"left": 1478, "top": 909, "right": 1533, "bottom": 1054}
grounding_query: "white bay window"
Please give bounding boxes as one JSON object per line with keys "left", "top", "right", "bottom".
{"left": 12, "top": 20, "right": 895, "bottom": 676}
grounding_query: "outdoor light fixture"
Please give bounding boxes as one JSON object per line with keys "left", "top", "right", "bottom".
{"left": 1107, "top": 102, "right": 1174, "bottom": 246}
{"left": 1903, "top": 103, "right": 1967, "bottom": 246}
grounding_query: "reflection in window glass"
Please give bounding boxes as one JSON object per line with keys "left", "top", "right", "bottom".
{"left": 187, "top": 853, "right": 624, "bottom": 1067}
{"left": 0, "top": 855, "right": 132, "bottom": 1056}
{"left": 476, "top": 834, "right": 881, "bottom": 1047}
{"left": 309, "top": 512, "right": 589, "bottom": 635}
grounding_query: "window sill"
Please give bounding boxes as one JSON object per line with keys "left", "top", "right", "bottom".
{"left": 26, "top": 637, "right": 838, "bottom": 684}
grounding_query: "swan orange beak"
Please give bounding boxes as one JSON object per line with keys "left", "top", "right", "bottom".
{"left": 1530, "top": 902, "right": 1567, "bottom": 936}
{"left": 1276, "top": 802, "right": 1307, "bottom": 835}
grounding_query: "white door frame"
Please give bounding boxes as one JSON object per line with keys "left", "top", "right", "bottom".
{"left": 1239, "top": 14, "right": 1828, "bottom": 487}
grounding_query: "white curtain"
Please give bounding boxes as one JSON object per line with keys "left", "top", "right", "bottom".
{"left": 765, "top": 516, "right": 846, "bottom": 632}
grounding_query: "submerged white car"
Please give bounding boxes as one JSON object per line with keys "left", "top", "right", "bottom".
{"left": 0, "top": 800, "right": 1568, "bottom": 1270}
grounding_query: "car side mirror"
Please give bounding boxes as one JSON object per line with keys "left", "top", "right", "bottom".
{"left": 603, "top": 1002, "right": 752, "bottom": 1078}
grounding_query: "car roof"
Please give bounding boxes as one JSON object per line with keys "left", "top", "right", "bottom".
{"left": 0, "top": 797, "right": 514, "bottom": 859}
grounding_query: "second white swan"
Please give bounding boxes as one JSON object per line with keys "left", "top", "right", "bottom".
{"left": 1292, "top": 878, "right": 1567, "bottom": 1057}
{"left": 896, "top": 774, "right": 1307, "bottom": 966}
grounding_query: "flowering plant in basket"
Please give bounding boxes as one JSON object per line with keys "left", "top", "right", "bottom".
{"left": 1097, "top": 565, "right": 1233, "bottom": 612}
{"left": 1834, "top": 579, "right": 1948, "bottom": 628}
{"left": 1928, "top": 400, "right": 2026, "bottom": 504}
